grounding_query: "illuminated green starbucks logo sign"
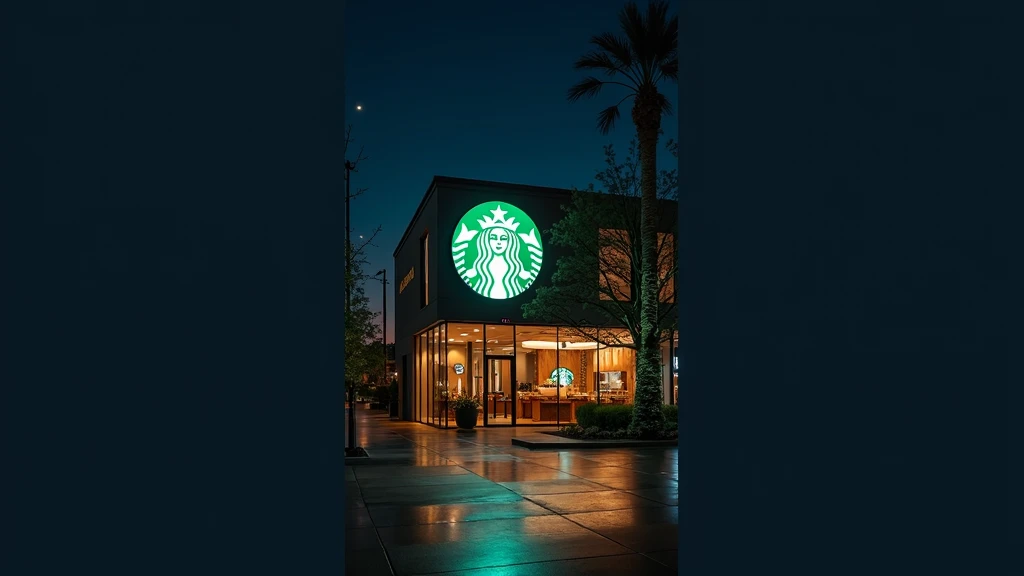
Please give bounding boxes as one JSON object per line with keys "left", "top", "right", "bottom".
{"left": 451, "top": 201, "right": 543, "bottom": 299}
{"left": 550, "top": 368, "right": 574, "bottom": 386}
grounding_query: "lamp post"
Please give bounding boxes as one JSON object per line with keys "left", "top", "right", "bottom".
{"left": 373, "top": 269, "right": 387, "bottom": 385}
{"left": 345, "top": 160, "right": 356, "bottom": 313}
{"left": 345, "top": 159, "right": 355, "bottom": 452}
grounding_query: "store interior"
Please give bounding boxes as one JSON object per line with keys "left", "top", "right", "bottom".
{"left": 414, "top": 322, "right": 678, "bottom": 427}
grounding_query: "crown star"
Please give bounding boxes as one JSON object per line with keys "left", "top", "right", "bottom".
{"left": 478, "top": 206, "right": 521, "bottom": 231}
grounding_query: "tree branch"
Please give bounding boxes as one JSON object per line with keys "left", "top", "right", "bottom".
{"left": 342, "top": 124, "right": 370, "bottom": 170}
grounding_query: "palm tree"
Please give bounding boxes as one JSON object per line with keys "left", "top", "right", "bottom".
{"left": 568, "top": 0, "right": 677, "bottom": 437}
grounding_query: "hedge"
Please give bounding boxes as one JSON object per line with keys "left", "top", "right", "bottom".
{"left": 662, "top": 404, "right": 678, "bottom": 430}
{"left": 574, "top": 403, "right": 600, "bottom": 428}
{"left": 575, "top": 402, "right": 679, "bottom": 431}
{"left": 574, "top": 403, "right": 633, "bottom": 431}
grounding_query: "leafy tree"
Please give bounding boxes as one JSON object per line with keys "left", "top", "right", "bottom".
{"left": 342, "top": 124, "right": 384, "bottom": 390}
{"left": 567, "top": 0, "right": 678, "bottom": 436}
{"left": 523, "top": 140, "right": 677, "bottom": 436}
{"left": 344, "top": 247, "right": 380, "bottom": 387}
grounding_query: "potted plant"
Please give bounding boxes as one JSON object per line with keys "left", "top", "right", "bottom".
{"left": 449, "top": 393, "right": 481, "bottom": 430}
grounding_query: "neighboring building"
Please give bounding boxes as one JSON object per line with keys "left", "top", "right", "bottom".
{"left": 393, "top": 176, "right": 678, "bottom": 428}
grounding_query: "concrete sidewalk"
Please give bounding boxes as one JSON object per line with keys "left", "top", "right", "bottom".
{"left": 345, "top": 407, "right": 678, "bottom": 575}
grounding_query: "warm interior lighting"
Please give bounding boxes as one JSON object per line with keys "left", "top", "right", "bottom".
{"left": 519, "top": 341, "right": 605, "bottom": 350}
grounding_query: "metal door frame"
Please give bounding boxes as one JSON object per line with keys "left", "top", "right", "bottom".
{"left": 482, "top": 355, "right": 516, "bottom": 426}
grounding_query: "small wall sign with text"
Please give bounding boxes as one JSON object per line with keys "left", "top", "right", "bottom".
{"left": 453, "top": 363, "right": 465, "bottom": 375}
{"left": 399, "top": 267, "right": 415, "bottom": 294}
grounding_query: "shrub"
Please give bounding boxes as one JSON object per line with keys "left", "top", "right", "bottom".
{"left": 576, "top": 403, "right": 637, "bottom": 431}
{"left": 575, "top": 402, "right": 600, "bottom": 428}
{"left": 560, "top": 424, "right": 584, "bottom": 437}
{"left": 662, "top": 405, "right": 678, "bottom": 431}
{"left": 594, "top": 404, "right": 634, "bottom": 431}
{"left": 448, "top": 393, "right": 481, "bottom": 410}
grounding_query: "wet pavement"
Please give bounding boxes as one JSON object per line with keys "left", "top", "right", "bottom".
{"left": 346, "top": 409, "right": 678, "bottom": 575}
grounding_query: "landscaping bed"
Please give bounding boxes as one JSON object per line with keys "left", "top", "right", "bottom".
{"left": 549, "top": 403, "right": 678, "bottom": 440}
{"left": 549, "top": 426, "right": 678, "bottom": 440}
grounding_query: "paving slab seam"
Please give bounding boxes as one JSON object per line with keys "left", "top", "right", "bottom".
{"left": 369, "top": 520, "right": 398, "bottom": 576}
{"left": 558, "top": 515, "right": 662, "bottom": 558}
{"left": 507, "top": 493, "right": 662, "bottom": 557}
{"left": 623, "top": 490, "right": 677, "bottom": 506}
{"left": 639, "top": 549, "right": 678, "bottom": 569}
{"left": 351, "top": 479, "right": 399, "bottom": 576}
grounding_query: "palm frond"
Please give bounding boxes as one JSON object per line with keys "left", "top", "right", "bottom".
{"left": 618, "top": 1, "right": 678, "bottom": 84}
{"left": 646, "top": 1, "right": 672, "bottom": 49}
{"left": 658, "top": 58, "right": 678, "bottom": 82}
{"left": 567, "top": 76, "right": 606, "bottom": 103}
{"left": 575, "top": 51, "right": 624, "bottom": 77}
{"left": 597, "top": 94, "right": 635, "bottom": 134}
{"left": 656, "top": 8, "right": 679, "bottom": 63}
{"left": 655, "top": 92, "right": 674, "bottom": 116}
{"left": 618, "top": 2, "right": 648, "bottom": 68}
{"left": 591, "top": 32, "right": 634, "bottom": 70}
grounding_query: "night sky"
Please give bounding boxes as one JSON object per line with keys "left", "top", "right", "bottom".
{"left": 347, "top": 0, "right": 680, "bottom": 342}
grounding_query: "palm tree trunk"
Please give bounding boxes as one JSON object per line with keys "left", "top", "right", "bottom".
{"left": 630, "top": 96, "right": 666, "bottom": 438}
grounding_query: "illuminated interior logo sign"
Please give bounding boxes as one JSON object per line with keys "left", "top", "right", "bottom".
{"left": 550, "top": 367, "right": 574, "bottom": 386}
{"left": 453, "top": 363, "right": 465, "bottom": 375}
{"left": 451, "top": 201, "right": 543, "bottom": 299}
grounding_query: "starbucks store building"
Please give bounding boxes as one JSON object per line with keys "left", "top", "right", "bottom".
{"left": 393, "top": 177, "right": 678, "bottom": 428}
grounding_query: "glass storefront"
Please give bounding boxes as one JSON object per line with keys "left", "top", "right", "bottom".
{"left": 413, "top": 321, "right": 679, "bottom": 428}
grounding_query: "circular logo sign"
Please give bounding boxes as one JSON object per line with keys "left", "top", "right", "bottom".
{"left": 550, "top": 367, "right": 574, "bottom": 386}
{"left": 452, "top": 201, "right": 543, "bottom": 299}
{"left": 453, "top": 363, "right": 465, "bottom": 375}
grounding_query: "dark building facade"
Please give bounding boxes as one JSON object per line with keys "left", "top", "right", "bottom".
{"left": 393, "top": 176, "right": 677, "bottom": 428}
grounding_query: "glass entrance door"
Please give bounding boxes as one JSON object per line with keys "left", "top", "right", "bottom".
{"left": 483, "top": 357, "right": 515, "bottom": 426}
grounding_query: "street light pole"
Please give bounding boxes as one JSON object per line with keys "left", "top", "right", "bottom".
{"left": 345, "top": 159, "right": 355, "bottom": 452}
{"left": 345, "top": 160, "right": 355, "bottom": 314}
{"left": 374, "top": 269, "right": 387, "bottom": 385}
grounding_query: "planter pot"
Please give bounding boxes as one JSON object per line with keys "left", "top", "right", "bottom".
{"left": 454, "top": 407, "right": 478, "bottom": 429}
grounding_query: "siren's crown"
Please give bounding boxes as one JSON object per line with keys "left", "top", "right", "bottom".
{"left": 478, "top": 206, "right": 520, "bottom": 231}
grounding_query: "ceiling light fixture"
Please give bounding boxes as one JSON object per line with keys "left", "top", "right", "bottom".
{"left": 519, "top": 341, "right": 606, "bottom": 350}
